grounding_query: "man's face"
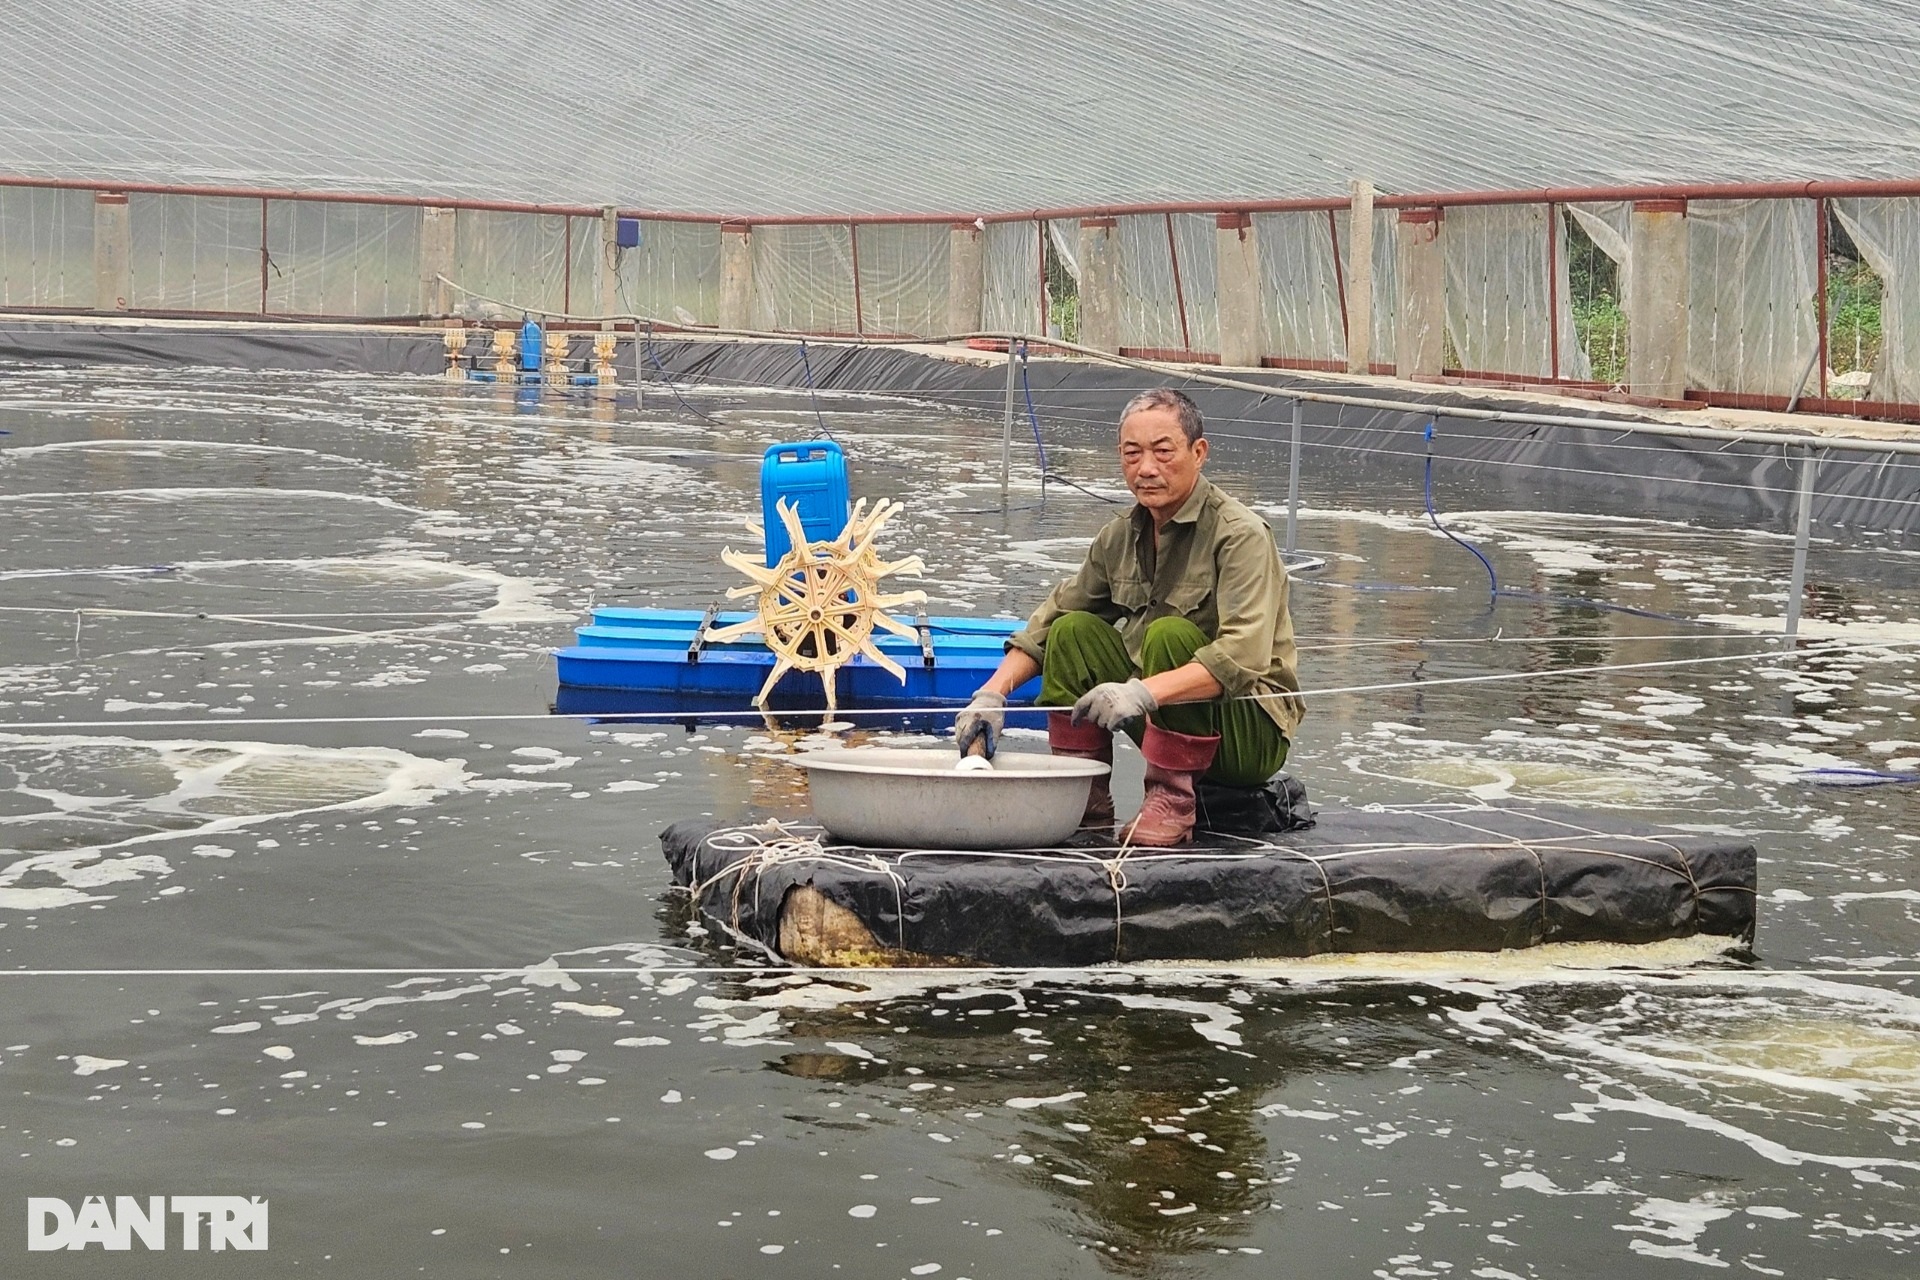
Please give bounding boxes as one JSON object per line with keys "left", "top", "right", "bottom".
{"left": 1119, "top": 405, "right": 1209, "bottom": 522}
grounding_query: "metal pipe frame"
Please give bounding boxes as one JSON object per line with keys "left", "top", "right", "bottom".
{"left": 15, "top": 172, "right": 1920, "bottom": 229}
{"left": 1037, "top": 221, "right": 1049, "bottom": 337}
{"left": 1000, "top": 339, "right": 1019, "bottom": 506}
{"left": 1285, "top": 397, "right": 1304, "bottom": 556}
{"left": 1546, "top": 202, "right": 1560, "bottom": 381}
{"left": 1326, "top": 209, "right": 1350, "bottom": 358}
{"left": 1783, "top": 447, "right": 1819, "bottom": 639}
{"left": 1816, "top": 197, "right": 1830, "bottom": 402}
{"left": 13, "top": 169, "right": 1920, "bottom": 425}
{"left": 1164, "top": 212, "right": 1192, "bottom": 355}
{"left": 848, "top": 220, "right": 865, "bottom": 337}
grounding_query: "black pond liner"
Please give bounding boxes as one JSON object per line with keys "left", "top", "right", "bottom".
{"left": 661, "top": 803, "right": 1756, "bottom": 966}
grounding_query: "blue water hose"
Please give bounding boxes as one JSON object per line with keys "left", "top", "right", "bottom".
{"left": 1424, "top": 421, "right": 1498, "bottom": 607}
{"left": 797, "top": 341, "right": 835, "bottom": 441}
{"left": 641, "top": 323, "right": 717, "bottom": 423}
{"left": 1013, "top": 340, "right": 1122, "bottom": 505}
{"left": 1798, "top": 767, "right": 1920, "bottom": 787}
{"left": 1415, "top": 420, "right": 1705, "bottom": 624}
{"left": 1016, "top": 341, "right": 1050, "bottom": 480}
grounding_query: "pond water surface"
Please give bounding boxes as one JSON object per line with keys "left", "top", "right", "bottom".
{"left": 1, "top": 365, "right": 1918, "bottom": 1277}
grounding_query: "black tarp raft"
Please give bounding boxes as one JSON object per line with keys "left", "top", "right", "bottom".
{"left": 660, "top": 802, "right": 1757, "bottom": 966}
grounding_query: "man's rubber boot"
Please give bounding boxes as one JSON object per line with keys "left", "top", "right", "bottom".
{"left": 1121, "top": 723, "right": 1221, "bottom": 847}
{"left": 1047, "top": 711, "right": 1114, "bottom": 831}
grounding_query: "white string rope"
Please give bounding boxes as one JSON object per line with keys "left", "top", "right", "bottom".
{"left": 0, "top": 966, "right": 1912, "bottom": 980}
{"left": 0, "top": 605, "right": 1771, "bottom": 649}
{"left": 0, "top": 606, "right": 480, "bottom": 619}
{"left": 689, "top": 821, "right": 911, "bottom": 948}
{"left": 674, "top": 800, "right": 1752, "bottom": 961}
{"left": 0, "top": 634, "right": 1910, "bottom": 733}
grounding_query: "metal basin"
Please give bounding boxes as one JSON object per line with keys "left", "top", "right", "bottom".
{"left": 789, "top": 747, "right": 1109, "bottom": 850}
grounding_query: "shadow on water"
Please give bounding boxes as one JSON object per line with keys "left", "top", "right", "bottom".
{"left": 755, "top": 978, "right": 1477, "bottom": 1273}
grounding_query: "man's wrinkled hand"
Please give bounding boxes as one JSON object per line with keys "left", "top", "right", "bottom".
{"left": 1070, "top": 678, "right": 1158, "bottom": 731}
{"left": 954, "top": 689, "right": 1008, "bottom": 758}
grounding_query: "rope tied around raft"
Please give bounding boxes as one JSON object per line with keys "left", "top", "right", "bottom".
{"left": 672, "top": 802, "right": 1748, "bottom": 964}
{"left": 688, "top": 820, "right": 911, "bottom": 947}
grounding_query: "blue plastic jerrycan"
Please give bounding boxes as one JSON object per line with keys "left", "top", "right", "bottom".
{"left": 517, "top": 315, "right": 543, "bottom": 373}
{"left": 760, "top": 441, "right": 851, "bottom": 566}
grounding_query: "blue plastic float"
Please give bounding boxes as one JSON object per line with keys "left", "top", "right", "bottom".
{"left": 553, "top": 441, "right": 1038, "bottom": 712}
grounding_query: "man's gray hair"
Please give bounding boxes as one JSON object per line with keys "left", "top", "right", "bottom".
{"left": 1119, "top": 388, "right": 1204, "bottom": 444}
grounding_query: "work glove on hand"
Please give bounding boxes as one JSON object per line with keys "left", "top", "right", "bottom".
{"left": 1070, "top": 678, "right": 1158, "bottom": 732}
{"left": 954, "top": 689, "right": 1008, "bottom": 759}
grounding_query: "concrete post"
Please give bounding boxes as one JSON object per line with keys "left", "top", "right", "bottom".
{"left": 1345, "top": 179, "right": 1375, "bottom": 373}
{"left": 1395, "top": 207, "right": 1446, "bottom": 379}
{"left": 1214, "top": 213, "right": 1264, "bottom": 368}
{"left": 1627, "top": 198, "right": 1689, "bottom": 399}
{"left": 1076, "top": 217, "right": 1120, "bottom": 354}
{"left": 719, "top": 224, "right": 753, "bottom": 332}
{"left": 93, "top": 192, "right": 130, "bottom": 311}
{"left": 420, "top": 206, "right": 456, "bottom": 318}
{"left": 599, "top": 205, "right": 619, "bottom": 330}
{"left": 947, "top": 222, "right": 983, "bottom": 337}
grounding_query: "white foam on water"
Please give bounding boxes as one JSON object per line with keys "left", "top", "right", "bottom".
{"left": 552, "top": 1002, "right": 624, "bottom": 1018}
{"left": 0, "top": 438, "right": 364, "bottom": 468}
{"left": 517, "top": 450, "right": 708, "bottom": 493}
{"left": 0, "top": 733, "right": 473, "bottom": 910}
{"left": 0, "top": 665, "right": 64, "bottom": 695}
{"left": 1342, "top": 723, "right": 1725, "bottom": 808}
{"left": 1005, "top": 1091, "right": 1086, "bottom": 1109}
{"left": 1514, "top": 975, "right": 1920, "bottom": 1103}
{"left": 1693, "top": 613, "right": 1920, "bottom": 646}
{"left": 0, "top": 487, "right": 421, "bottom": 512}
{"left": 1144, "top": 934, "right": 1744, "bottom": 982}
{"left": 1569, "top": 1085, "right": 1920, "bottom": 1173}
{"left": 70, "top": 1055, "right": 128, "bottom": 1077}
{"left": 337, "top": 984, "right": 493, "bottom": 1017}
{"left": 1617, "top": 1193, "right": 1738, "bottom": 1270}
{"left": 1106, "top": 992, "right": 1244, "bottom": 1047}
{"left": 1446, "top": 513, "right": 1625, "bottom": 576}
{"left": 1252, "top": 503, "right": 1432, "bottom": 536}
{"left": 989, "top": 539, "right": 1099, "bottom": 575}
{"left": 159, "top": 554, "right": 569, "bottom": 633}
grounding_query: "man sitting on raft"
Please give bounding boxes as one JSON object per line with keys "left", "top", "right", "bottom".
{"left": 954, "top": 388, "right": 1303, "bottom": 846}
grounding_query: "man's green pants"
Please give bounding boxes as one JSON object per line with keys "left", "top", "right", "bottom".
{"left": 1037, "top": 611, "right": 1289, "bottom": 788}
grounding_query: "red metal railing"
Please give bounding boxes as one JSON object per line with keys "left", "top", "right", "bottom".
{"left": 15, "top": 172, "right": 1920, "bottom": 227}
{"left": 3, "top": 170, "right": 1915, "bottom": 420}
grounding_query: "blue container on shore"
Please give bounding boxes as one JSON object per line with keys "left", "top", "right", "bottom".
{"left": 760, "top": 441, "right": 850, "bottom": 565}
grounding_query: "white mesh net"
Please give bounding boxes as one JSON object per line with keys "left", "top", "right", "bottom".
{"left": 265, "top": 201, "right": 422, "bottom": 317}
{"left": 624, "top": 220, "right": 723, "bottom": 327}
{"left": 852, "top": 223, "right": 948, "bottom": 338}
{"left": 127, "top": 194, "right": 261, "bottom": 312}
{"left": 449, "top": 210, "right": 569, "bottom": 320}
{"left": 750, "top": 224, "right": 858, "bottom": 335}
{"left": 0, "top": 186, "right": 93, "bottom": 309}
{"left": 1443, "top": 205, "right": 1589, "bottom": 381}
{"left": 980, "top": 221, "right": 1040, "bottom": 336}
{"left": 1687, "top": 200, "right": 1819, "bottom": 400}
{"left": 1254, "top": 210, "right": 1347, "bottom": 367}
